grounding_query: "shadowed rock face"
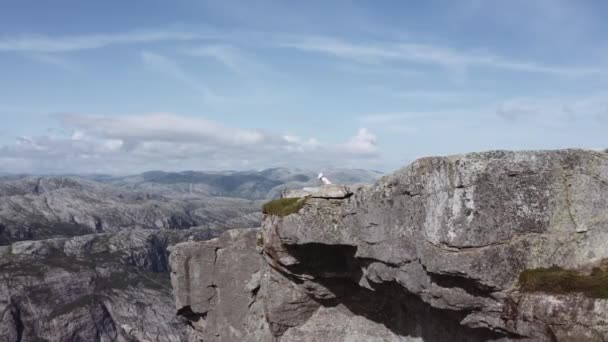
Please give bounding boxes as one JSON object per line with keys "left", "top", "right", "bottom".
{"left": 171, "top": 149, "right": 608, "bottom": 341}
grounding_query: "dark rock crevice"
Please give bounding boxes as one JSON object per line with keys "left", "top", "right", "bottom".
{"left": 427, "top": 271, "right": 498, "bottom": 298}
{"left": 316, "top": 280, "right": 512, "bottom": 342}
{"left": 280, "top": 242, "right": 516, "bottom": 341}
{"left": 177, "top": 305, "right": 208, "bottom": 325}
{"left": 284, "top": 243, "right": 359, "bottom": 278}
{"left": 11, "top": 304, "right": 24, "bottom": 342}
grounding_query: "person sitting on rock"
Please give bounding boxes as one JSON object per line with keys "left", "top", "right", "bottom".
{"left": 318, "top": 173, "right": 332, "bottom": 185}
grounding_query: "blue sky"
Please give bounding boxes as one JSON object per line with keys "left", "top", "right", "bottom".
{"left": 0, "top": 0, "right": 607, "bottom": 174}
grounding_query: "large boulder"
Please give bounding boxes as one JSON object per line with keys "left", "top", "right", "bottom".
{"left": 261, "top": 149, "right": 608, "bottom": 341}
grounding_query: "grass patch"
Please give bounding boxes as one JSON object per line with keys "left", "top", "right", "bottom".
{"left": 262, "top": 198, "right": 306, "bottom": 217}
{"left": 519, "top": 264, "right": 608, "bottom": 299}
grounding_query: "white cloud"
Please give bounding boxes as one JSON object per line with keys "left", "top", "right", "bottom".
{"left": 280, "top": 36, "right": 606, "bottom": 77}
{"left": 0, "top": 113, "right": 379, "bottom": 174}
{"left": 58, "top": 113, "right": 266, "bottom": 147}
{"left": 341, "top": 128, "right": 377, "bottom": 155}
{"left": 0, "top": 30, "right": 202, "bottom": 52}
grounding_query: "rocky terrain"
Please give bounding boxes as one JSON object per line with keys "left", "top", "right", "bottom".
{"left": 0, "top": 228, "right": 222, "bottom": 342}
{"left": 170, "top": 149, "right": 608, "bottom": 341}
{"left": 0, "top": 176, "right": 262, "bottom": 245}
{"left": 0, "top": 169, "right": 380, "bottom": 245}
{"left": 0, "top": 167, "right": 380, "bottom": 341}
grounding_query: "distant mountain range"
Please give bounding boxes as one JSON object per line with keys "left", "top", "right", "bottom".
{"left": 84, "top": 167, "right": 383, "bottom": 200}
{"left": 0, "top": 168, "right": 381, "bottom": 245}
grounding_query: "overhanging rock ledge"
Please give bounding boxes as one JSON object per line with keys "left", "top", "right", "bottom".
{"left": 171, "top": 149, "right": 608, "bottom": 341}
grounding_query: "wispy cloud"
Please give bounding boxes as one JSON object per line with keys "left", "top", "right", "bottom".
{"left": 140, "top": 51, "right": 223, "bottom": 102}
{"left": 359, "top": 112, "right": 438, "bottom": 125}
{"left": 4, "top": 27, "right": 603, "bottom": 78}
{"left": 0, "top": 30, "right": 204, "bottom": 52}
{"left": 361, "top": 94, "right": 608, "bottom": 133}
{"left": 495, "top": 96, "right": 608, "bottom": 125}
{"left": 23, "top": 53, "right": 79, "bottom": 71}
{"left": 184, "top": 45, "right": 247, "bottom": 74}
{"left": 280, "top": 36, "right": 606, "bottom": 77}
{"left": 182, "top": 43, "right": 278, "bottom": 80}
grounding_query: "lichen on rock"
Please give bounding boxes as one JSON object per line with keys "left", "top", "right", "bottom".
{"left": 262, "top": 198, "right": 307, "bottom": 217}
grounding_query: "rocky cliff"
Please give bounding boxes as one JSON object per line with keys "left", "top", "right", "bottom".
{"left": 170, "top": 149, "right": 608, "bottom": 341}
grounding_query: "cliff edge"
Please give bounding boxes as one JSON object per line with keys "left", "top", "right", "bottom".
{"left": 171, "top": 149, "right": 608, "bottom": 341}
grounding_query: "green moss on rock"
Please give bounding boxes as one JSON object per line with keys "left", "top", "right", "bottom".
{"left": 262, "top": 198, "right": 306, "bottom": 217}
{"left": 519, "top": 263, "right": 608, "bottom": 299}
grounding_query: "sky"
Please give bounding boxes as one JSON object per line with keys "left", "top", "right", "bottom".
{"left": 0, "top": 0, "right": 607, "bottom": 174}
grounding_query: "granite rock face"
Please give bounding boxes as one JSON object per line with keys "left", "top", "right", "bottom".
{"left": 172, "top": 149, "right": 608, "bottom": 341}
{"left": 0, "top": 228, "right": 220, "bottom": 342}
{"left": 169, "top": 229, "right": 272, "bottom": 341}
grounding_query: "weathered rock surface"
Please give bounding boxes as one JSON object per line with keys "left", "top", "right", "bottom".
{"left": 169, "top": 229, "right": 272, "bottom": 341}
{"left": 172, "top": 149, "right": 608, "bottom": 341}
{"left": 0, "top": 228, "right": 220, "bottom": 342}
{"left": 282, "top": 185, "right": 354, "bottom": 199}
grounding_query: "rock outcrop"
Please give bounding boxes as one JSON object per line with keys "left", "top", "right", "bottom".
{"left": 169, "top": 229, "right": 272, "bottom": 341}
{"left": 171, "top": 149, "right": 608, "bottom": 341}
{"left": 282, "top": 184, "right": 354, "bottom": 199}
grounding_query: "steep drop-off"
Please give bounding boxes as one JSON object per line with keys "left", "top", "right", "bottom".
{"left": 171, "top": 149, "right": 608, "bottom": 341}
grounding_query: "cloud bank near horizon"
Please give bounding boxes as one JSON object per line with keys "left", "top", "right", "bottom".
{"left": 0, "top": 113, "right": 379, "bottom": 174}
